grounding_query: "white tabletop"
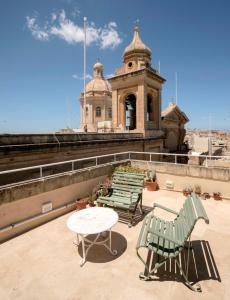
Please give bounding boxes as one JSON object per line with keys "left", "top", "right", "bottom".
{"left": 67, "top": 207, "right": 119, "bottom": 235}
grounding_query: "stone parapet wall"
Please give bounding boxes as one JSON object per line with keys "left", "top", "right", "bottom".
{"left": 0, "top": 164, "right": 117, "bottom": 243}
{"left": 0, "top": 164, "right": 116, "bottom": 205}
{"left": 0, "top": 133, "right": 163, "bottom": 171}
{"left": 0, "top": 133, "right": 143, "bottom": 145}
{"left": 132, "top": 161, "right": 230, "bottom": 198}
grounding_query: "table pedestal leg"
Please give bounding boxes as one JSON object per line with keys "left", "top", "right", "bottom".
{"left": 76, "top": 229, "right": 117, "bottom": 267}
{"left": 73, "top": 234, "right": 80, "bottom": 246}
{"left": 80, "top": 237, "right": 86, "bottom": 267}
{"left": 103, "top": 230, "right": 117, "bottom": 255}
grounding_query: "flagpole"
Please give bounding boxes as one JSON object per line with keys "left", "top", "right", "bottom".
{"left": 83, "top": 16, "right": 87, "bottom": 127}
{"left": 175, "top": 71, "right": 178, "bottom": 106}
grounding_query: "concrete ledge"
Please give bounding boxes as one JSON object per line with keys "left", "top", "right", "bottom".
{"left": 132, "top": 160, "right": 230, "bottom": 198}
{"left": 0, "top": 202, "right": 75, "bottom": 243}
{"left": 0, "top": 164, "right": 118, "bottom": 205}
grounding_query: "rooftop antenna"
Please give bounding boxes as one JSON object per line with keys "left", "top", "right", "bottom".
{"left": 208, "top": 113, "right": 212, "bottom": 155}
{"left": 83, "top": 16, "right": 87, "bottom": 127}
{"left": 175, "top": 72, "right": 178, "bottom": 106}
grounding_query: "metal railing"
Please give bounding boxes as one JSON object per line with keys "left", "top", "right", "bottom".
{"left": 0, "top": 151, "right": 229, "bottom": 188}
{"left": 0, "top": 152, "right": 130, "bottom": 188}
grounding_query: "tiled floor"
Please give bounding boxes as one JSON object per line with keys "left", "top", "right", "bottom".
{"left": 0, "top": 189, "right": 229, "bottom": 300}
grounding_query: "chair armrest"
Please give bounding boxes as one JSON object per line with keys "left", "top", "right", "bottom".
{"left": 153, "top": 203, "right": 179, "bottom": 215}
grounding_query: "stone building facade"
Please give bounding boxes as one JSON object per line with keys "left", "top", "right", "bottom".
{"left": 79, "top": 24, "right": 189, "bottom": 150}
{"left": 161, "top": 101, "right": 189, "bottom": 151}
{"left": 79, "top": 61, "right": 112, "bottom": 132}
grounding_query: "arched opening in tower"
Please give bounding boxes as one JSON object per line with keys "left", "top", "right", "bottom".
{"left": 125, "top": 94, "right": 136, "bottom": 130}
{"left": 147, "top": 94, "right": 154, "bottom": 121}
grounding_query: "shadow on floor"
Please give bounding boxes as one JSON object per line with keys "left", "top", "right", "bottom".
{"left": 116, "top": 204, "right": 153, "bottom": 227}
{"left": 77, "top": 231, "right": 127, "bottom": 263}
{"left": 144, "top": 240, "right": 221, "bottom": 288}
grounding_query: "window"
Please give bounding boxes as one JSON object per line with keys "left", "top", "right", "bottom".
{"left": 96, "top": 106, "right": 101, "bottom": 117}
{"left": 128, "top": 62, "right": 133, "bottom": 68}
{"left": 108, "top": 107, "right": 112, "bottom": 118}
{"left": 147, "top": 94, "right": 153, "bottom": 121}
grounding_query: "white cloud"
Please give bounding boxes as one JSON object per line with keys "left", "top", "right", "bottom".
{"left": 71, "top": 7, "right": 81, "bottom": 18}
{"left": 100, "top": 22, "right": 122, "bottom": 49}
{"left": 72, "top": 73, "right": 92, "bottom": 80}
{"left": 26, "top": 16, "right": 49, "bottom": 41}
{"left": 51, "top": 12, "right": 57, "bottom": 22}
{"left": 26, "top": 10, "right": 122, "bottom": 49}
{"left": 72, "top": 74, "right": 79, "bottom": 79}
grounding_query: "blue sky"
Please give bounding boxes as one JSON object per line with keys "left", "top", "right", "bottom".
{"left": 0, "top": 0, "right": 230, "bottom": 133}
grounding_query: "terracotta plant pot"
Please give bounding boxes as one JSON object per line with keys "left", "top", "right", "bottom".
{"left": 145, "top": 180, "right": 158, "bottom": 191}
{"left": 183, "top": 191, "right": 189, "bottom": 197}
{"left": 201, "top": 193, "right": 210, "bottom": 200}
{"left": 75, "top": 198, "right": 88, "bottom": 210}
{"left": 213, "top": 195, "right": 222, "bottom": 201}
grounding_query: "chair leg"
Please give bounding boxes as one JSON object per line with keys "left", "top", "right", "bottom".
{"left": 137, "top": 249, "right": 167, "bottom": 281}
{"left": 139, "top": 195, "right": 144, "bottom": 215}
{"left": 127, "top": 210, "right": 133, "bottom": 227}
{"left": 175, "top": 258, "right": 202, "bottom": 292}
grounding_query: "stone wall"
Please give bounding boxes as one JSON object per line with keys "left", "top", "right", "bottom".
{"left": 132, "top": 160, "right": 230, "bottom": 198}
{"left": 0, "top": 164, "right": 116, "bottom": 243}
{"left": 1, "top": 159, "right": 230, "bottom": 243}
{"left": 0, "top": 133, "right": 163, "bottom": 171}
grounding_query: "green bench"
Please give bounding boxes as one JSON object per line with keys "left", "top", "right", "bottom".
{"left": 96, "top": 171, "right": 144, "bottom": 227}
{"left": 136, "top": 192, "right": 209, "bottom": 292}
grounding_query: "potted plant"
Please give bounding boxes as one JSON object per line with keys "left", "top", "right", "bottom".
{"left": 182, "top": 185, "right": 193, "bottom": 197}
{"left": 213, "top": 192, "right": 222, "bottom": 201}
{"left": 145, "top": 170, "right": 158, "bottom": 191}
{"left": 87, "top": 189, "right": 97, "bottom": 207}
{"left": 114, "top": 164, "right": 144, "bottom": 174}
{"left": 194, "top": 184, "right": 202, "bottom": 196}
{"left": 74, "top": 198, "right": 88, "bottom": 211}
{"left": 201, "top": 192, "right": 210, "bottom": 200}
{"left": 97, "top": 178, "right": 112, "bottom": 197}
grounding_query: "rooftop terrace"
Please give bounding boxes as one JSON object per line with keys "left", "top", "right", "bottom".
{"left": 0, "top": 189, "right": 229, "bottom": 300}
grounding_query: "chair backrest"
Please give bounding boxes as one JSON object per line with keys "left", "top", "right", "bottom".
{"left": 112, "top": 171, "right": 144, "bottom": 194}
{"left": 175, "top": 193, "right": 209, "bottom": 243}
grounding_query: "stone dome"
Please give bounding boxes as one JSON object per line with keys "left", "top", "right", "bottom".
{"left": 93, "top": 61, "right": 103, "bottom": 70}
{"left": 85, "top": 61, "right": 111, "bottom": 94}
{"left": 85, "top": 78, "right": 111, "bottom": 93}
{"left": 123, "top": 25, "right": 151, "bottom": 58}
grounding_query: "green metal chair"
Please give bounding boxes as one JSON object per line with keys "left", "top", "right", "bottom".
{"left": 136, "top": 193, "right": 209, "bottom": 292}
{"left": 97, "top": 171, "right": 144, "bottom": 227}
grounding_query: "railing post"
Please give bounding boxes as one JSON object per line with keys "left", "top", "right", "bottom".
{"left": 150, "top": 154, "right": 152, "bottom": 162}
{"left": 96, "top": 157, "right": 98, "bottom": 166}
{"left": 72, "top": 161, "right": 74, "bottom": 172}
{"left": 114, "top": 154, "right": 116, "bottom": 162}
{"left": 129, "top": 152, "right": 131, "bottom": 161}
{"left": 205, "top": 156, "right": 208, "bottom": 168}
{"left": 175, "top": 155, "right": 177, "bottom": 164}
{"left": 40, "top": 167, "right": 43, "bottom": 178}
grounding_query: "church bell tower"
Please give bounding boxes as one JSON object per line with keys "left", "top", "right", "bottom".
{"left": 108, "top": 24, "right": 166, "bottom": 137}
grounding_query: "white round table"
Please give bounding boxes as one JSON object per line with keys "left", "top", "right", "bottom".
{"left": 67, "top": 207, "right": 118, "bottom": 266}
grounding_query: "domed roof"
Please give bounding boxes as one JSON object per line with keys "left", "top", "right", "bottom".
{"left": 124, "top": 25, "right": 151, "bottom": 57}
{"left": 93, "top": 61, "right": 103, "bottom": 70}
{"left": 85, "top": 77, "right": 111, "bottom": 93}
{"left": 85, "top": 61, "right": 111, "bottom": 94}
